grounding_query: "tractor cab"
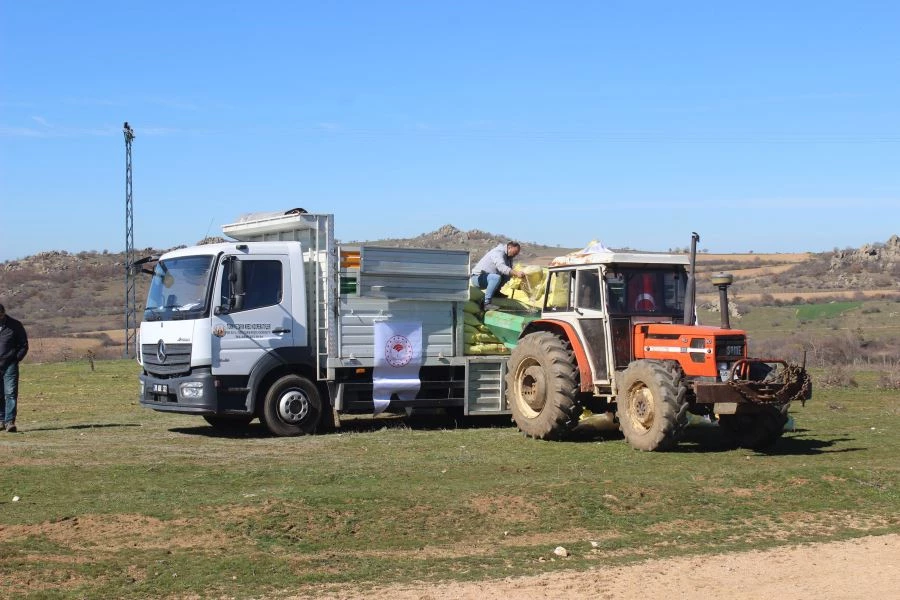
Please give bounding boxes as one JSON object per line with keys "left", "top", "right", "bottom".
{"left": 532, "top": 254, "right": 691, "bottom": 389}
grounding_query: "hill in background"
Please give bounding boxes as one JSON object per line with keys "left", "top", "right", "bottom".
{"left": 1, "top": 229, "right": 898, "bottom": 363}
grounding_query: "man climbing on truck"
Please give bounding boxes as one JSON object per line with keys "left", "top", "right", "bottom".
{"left": 470, "top": 241, "right": 526, "bottom": 310}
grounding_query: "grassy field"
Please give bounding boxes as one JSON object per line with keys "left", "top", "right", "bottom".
{"left": 1, "top": 360, "right": 898, "bottom": 599}
{"left": 699, "top": 299, "right": 900, "bottom": 345}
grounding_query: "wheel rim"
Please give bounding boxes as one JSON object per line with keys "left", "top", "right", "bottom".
{"left": 514, "top": 358, "right": 546, "bottom": 418}
{"left": 277, "top": 388, "right": 310, "bottom": 424}
{"left": 626, "top": 383, "right": 655, "bottom": 433}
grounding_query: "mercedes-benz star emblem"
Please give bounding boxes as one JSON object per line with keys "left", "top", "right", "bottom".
{"left": 157, "top": 340, "right": 167, "bottom": 363}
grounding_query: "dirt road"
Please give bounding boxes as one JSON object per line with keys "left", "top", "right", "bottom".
{"left": 303, "top": 534, "right": 899, "bottom": 600}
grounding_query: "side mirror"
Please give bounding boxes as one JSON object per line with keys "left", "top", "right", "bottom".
{"left": 218, "top": 256, "right": 244, "bottom": 314}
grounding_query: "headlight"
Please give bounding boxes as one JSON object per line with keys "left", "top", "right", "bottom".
{"left": 139, "top": 380, "right": 145, "bottom": 396}
{"left": 180, "top": 381, "right": 204, "bottom": 399}
{"left": 717, "top": 362, "right": 729, "bottom": 382}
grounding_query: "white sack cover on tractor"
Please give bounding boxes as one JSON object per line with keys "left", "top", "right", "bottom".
{"left": 549, "top": 240, "right": 613, "bottom": 266}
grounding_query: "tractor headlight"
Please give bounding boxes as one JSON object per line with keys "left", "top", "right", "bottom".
{"left": 717, "top": 362, "right": 730, "bottom": 382}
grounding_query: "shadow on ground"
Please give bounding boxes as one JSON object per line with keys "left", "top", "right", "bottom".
{"left": 27, "top": 423, "right": 143, "bottom": 432}
{"left": 168, "top": 416, "right": 864, "bottom": 456}
{"left": 170, "top": 413, "right": 517, "bottom": 439}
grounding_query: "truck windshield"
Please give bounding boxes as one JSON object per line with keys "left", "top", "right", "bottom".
{"left": 144, "top": 255, "right": 215, "bottom": 321}
{"left": 605, "top": 267, "right": 686, "bottom": 316}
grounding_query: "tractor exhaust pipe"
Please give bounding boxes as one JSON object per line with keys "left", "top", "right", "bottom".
{"left": 711, "top": 272, "right": 734, "bottom": 329}
{"left": 683, "top": 232, "right": 700, "bottom": 325}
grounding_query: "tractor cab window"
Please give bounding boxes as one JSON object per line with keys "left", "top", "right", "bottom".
{"left": 576, "top": 269, "right": 603, "bottom": 311}
{"left": 605, "top": 268, "right": 685, "bottom": 316}
{"left": 545, "top": 270, "right": 574, "bottom": 312}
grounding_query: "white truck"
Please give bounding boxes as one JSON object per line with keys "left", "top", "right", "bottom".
{"left": 138, "top": 209, "right": 810, "bottom": 449}
{"left": 139, "top": 209, "right": 510, "bottom": 435}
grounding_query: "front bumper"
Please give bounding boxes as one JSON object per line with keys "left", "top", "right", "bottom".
{"left": 139, "top": 368, "right": 219, "bottom": 414}
{"left": 694, "top": 363, "right": 812, "bottom": 407}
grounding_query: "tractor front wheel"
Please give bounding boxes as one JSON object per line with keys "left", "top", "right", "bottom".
{"left": 616, "top": 360, "right": 689, "bottom": 451}
{"left": 506, "top": 331, "right": 581, "bottom": 440}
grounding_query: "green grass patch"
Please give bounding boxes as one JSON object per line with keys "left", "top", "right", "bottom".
{"left": 795, "top": 301, "right": 862, "bottom": 320}
{"left": 1, "top": 360, "right": 898, "bottom": 598}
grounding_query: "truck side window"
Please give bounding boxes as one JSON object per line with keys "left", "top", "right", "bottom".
{"left": 576, "top": 270, "right": 602, "bottom": 311}
{"left": 220, "top": 259, "right": 283, "bottom": 312}
{"left": 545, "top": 270, "right": 573, "bottom": 312}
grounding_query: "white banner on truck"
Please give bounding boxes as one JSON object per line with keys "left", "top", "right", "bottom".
{"left": 372, "top": 320, "right": 423, "bottom": 415}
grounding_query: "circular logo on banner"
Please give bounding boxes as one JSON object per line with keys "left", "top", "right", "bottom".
{"left": 385, "top": 335, "right": 413, "bottom": 367}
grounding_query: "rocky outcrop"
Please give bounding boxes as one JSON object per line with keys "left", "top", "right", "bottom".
{"left": 829, "top": 234, "right": 900, "bottom": 288}
{"left": 830, "top": 234, "right": 900, "bottom": 270}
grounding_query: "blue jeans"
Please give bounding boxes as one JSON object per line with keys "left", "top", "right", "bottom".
{"left": 2, "top": 361, "right": 18, "bottom": 423}
{"left": 471, "top": 273, "right": 508, "bottom": 304}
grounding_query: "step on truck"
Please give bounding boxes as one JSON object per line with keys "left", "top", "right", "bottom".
{"left": 138, "top": 210, "right": 811, "bottom": 450}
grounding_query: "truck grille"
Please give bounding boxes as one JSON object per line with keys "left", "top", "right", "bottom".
{"left": 715, "top": 336, "right": 746, "bottom": 360}
{"left": 142, "top": 343, "right": 192, "bottom": 377}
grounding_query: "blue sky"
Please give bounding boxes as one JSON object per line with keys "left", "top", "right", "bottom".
{"left": 1, "top": 1, "right": 898, "bottom": 261}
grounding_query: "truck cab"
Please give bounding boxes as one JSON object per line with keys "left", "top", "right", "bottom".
{"left": 139, "top": 242, "right": 310, "bottom": 417}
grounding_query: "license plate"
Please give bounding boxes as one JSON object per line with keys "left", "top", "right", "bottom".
{"left": 152, "top": 384, "right": 169, "bottom": 394}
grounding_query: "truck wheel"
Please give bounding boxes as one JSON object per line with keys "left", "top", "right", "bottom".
{"left": 719, "top": 405, "right": 788, "bottom": 450}
{"left": 506, "top": 331, "right": 581, "bottom": 440}
{"left": 617, "top": 361, "right": 688, "bottom": 451}
{"left": 262, "top": 374, "right": 323, "bottom": 437}
{"left": 203, "top": 415, "right": 253, "bottom": 431}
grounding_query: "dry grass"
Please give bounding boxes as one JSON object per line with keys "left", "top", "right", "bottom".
{"left": 697, "top": 253, "right": 813, "bottom": 264}
{"left": 704, "top": 289, "right": 900, "bottom": 304}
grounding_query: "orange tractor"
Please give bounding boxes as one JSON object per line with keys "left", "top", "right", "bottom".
{"left": 505, "top": 235, "right": 811, "bottom": 451}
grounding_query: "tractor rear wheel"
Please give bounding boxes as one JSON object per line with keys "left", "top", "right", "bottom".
{"left": 719, "top": 405, "right": 788, "bottom": 450}
{"left": 616, "top": 360, "right": 689, "bottom": 451}
{"left": 506, "top": 331, "right": 581, "bottom": 440}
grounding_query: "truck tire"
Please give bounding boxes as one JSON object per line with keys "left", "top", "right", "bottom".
{"left": 203, "top": 415, "right": 253, "bottom": 431}
{"left": 506, "top": 331, "right": 581, "bottom": 440}
{"left": 262, "top": 374, "right": 323, "bottom": 437}
{"left": 616, "top": 360, "right": 688, "bottom": 451}
{"left": 719, "top": 404, "right": 788, "bottom": 450}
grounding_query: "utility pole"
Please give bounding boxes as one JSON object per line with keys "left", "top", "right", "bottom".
{"left": 123, "top": 122, "right": 137, "bottom": 358}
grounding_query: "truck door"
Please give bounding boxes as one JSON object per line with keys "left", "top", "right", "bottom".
{"left": 574, "top": 268, "right": 609, "bottom": 382}
{"left": 210, "top": 254, "right": 294, "bottom": 376}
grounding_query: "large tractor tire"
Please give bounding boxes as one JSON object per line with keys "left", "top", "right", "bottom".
{"left": 616, "top": 360, "right": 689, "bottom": 451}
{"left": 719, "top": 404, "right": 788, "bottom": 450}
{"left": 203, "top": 415, "right": 254, "bottom": 432}
{"left": 261, "top": 374, "right": 324, "bottom": 437}
{"left": 505, "top": 331, "right": 581, "bottom": 440}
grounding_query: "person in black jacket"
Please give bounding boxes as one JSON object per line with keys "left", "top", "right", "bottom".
{"left": 0, "top": 304, "right": 28, "bottom": 433}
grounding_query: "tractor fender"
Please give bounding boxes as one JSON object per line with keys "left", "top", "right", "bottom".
{"left": 521, "top": 319, "right": 593, "bottom": 392}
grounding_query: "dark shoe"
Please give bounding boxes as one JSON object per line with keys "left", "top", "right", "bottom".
{"left": 483, "top": 303, "right": 500, "bottom": 312}
{"left": 5, "top": 421, "right": 16, "bottom": 433}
